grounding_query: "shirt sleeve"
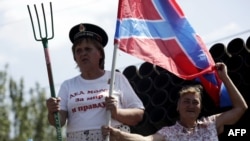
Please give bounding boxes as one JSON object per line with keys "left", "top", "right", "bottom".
{"left": 115, "top": 72, "right": 145, "bottom": 109}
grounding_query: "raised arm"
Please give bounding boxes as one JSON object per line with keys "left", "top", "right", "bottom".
{"left": 214, "top": 62, "right": 248, "bottom": 134}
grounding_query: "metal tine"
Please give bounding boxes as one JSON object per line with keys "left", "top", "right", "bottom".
{"left": 48, "top": 2, "right": 54, "bottom": 40}
{"left": 34, "top": 3, "right": 47, "bottom": 40}
{"left": 27, "top": 5, "right": 38, "bottom": 41}
{"left": 27, "top": 2, "right": 54, "bottom": 41}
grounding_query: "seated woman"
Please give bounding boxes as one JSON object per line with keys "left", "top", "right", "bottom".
{"left": 102, "top": 62, "right": 248, "bottom": 141}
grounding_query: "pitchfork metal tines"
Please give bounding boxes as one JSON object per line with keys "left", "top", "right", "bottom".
{"left": 27, "top": 2, "right": 54, "bottom": 42}
{"left": 27, "top": 2, "right": 62, "bottom": 141}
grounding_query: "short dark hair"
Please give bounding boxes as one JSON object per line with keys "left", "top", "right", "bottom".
{"left": 71, "top": 37, "right": 105, "bottom": 69}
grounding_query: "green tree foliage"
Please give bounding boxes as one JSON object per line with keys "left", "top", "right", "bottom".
{"left": 0, "top": 66, "right": 65, "bottom": 141}
{"left": 0, "top": 65, "right": 11, "bottom": 141}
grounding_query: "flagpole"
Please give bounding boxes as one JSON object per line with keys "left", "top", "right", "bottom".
{"left": 105, "top": 43, "right": 119, "bottom": 141}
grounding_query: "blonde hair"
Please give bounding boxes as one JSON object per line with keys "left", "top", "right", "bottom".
{"left": 179, "top": 84, "right": 203, "bottom": 101}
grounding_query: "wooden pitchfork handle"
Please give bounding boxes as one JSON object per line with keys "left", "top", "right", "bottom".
{"left": 27, "top": 2, "right": 62, "bottom": 141}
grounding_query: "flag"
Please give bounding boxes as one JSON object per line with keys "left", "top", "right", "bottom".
{"left": 114, "top": 0, "right": 231, "bottom": 107}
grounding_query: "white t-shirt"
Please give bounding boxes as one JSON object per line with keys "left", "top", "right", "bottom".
{"left": 58, "top": 71, "right": 144, "bottom": 133}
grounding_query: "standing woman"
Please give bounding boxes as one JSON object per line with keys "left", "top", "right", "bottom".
{"left": 46, "top": 23, "right": 145, "bottom": 141}
{"left": 102, "top": 62, "right": 248, "bottom": 141}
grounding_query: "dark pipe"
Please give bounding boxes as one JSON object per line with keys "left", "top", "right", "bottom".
{"left": 225, "top": 54, "right": 250, "bottom": 85}
{"left": 246, "top": 36, "right": 250, "bottom": 51}
{"left": 122, "top": 65, "right": 142, "bottom": 83}
{"left": 149, "top": 107, "right": 169, "bottom": 129}
{"left": 131, "top": 112, "right": 157, "bottom": 136}
{"left": 209, "top": 43, "right": 231, "bottom": 62}
{"left": 128, "top": 81, "right": 138, "bottom": 94}
{"left": 228, "top": 72, "right": 243, "bottom": 87}
{"left": 151, "top": 89, "right": 169, "bottom": 107}
{"left": 139, "top": 62, "right": 160, "bottom": 79}
{"left": 228, "top": 72, "right": 250, "bottom": 97}
{"left": 242, "top": 74, "right": 250, "bottom": 87}
{"left": 137, "top": 93, "right": 153, "bottom": 112}
{"left": 136, "top": 77, "right": 154, "bottom": 96}
{"left": 169, "top": 73, "right": 185, "bottom": 87}
{"left": 244, "top": 52, "right": 250, "bottom": 68}
{"left": 226, "top": 55, "right": 244, "bottom": 73}
{"left": 153, "top": 72, "right": 171, "bottom": 89}
{"left": 166, "top": 104, "right": 178, "bottom": 125}
{"left": 155, "top": 65, "right": 169, "bottom": 74}
{"left": 239, "top": 52, "right": 250, "bottom": 85}
{"left": 168, "top": 86, "right": 181, "bottom": 104}
{"left": 227, "top": 38, "right": 249, "bottom": 57}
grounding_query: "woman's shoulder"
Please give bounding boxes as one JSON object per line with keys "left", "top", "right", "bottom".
{"left": 104, "top": 70, "right": 126, "bottom": 81}
{"left": 105, "top": 70, "right": 123, "bottom": 75}
{"left": 157, "top": 123, "right": 179, "bottom": 133}
{"left": 61, "top": 75, "right": 81, "bottom": 85}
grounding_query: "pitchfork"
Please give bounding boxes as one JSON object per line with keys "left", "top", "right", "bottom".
{"left": 27, "top": 2, "right": 62, "bottom": 141}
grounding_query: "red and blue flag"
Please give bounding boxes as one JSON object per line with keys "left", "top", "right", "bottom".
{"left": 114, "top": 0, "right": 231, "bottom": 107}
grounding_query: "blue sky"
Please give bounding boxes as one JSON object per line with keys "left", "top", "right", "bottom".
{"left": 1, "top": 0, "right": 250, "bottom": 93}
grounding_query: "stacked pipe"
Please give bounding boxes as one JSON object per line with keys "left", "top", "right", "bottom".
{"left": 210, "top": 37, "right": 250, "bottom": 140}
{"left": 123, "top": 61, "right": 214, "bottom": 135}
{"left": 122, "top": 36, "right": 250, "bottom": 138}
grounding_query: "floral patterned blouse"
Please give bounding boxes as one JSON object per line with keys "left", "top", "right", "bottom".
{"left": 157, "top": 115, "right": 218, "bottom": 141}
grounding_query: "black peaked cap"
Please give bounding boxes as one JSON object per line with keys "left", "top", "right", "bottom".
{"left": 69, "top": 23, "right": 108, "bottom": 47}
